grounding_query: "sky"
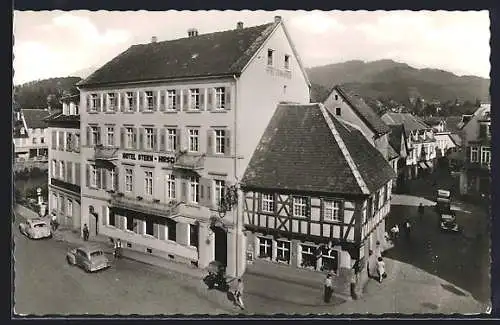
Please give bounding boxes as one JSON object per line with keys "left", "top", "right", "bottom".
{"left": 13, "top": 10, "right": 490, "bottom": 85}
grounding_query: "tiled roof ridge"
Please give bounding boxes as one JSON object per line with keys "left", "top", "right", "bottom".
{"left": 318, "top": 104, "right": 370, "bottom": 195}
{"left": 230, "top": 22, "right": 277, "bottom": 71}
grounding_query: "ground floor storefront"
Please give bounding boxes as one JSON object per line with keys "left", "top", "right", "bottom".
{"left": 48, "top": 184, "right": 81, "bottom": 231}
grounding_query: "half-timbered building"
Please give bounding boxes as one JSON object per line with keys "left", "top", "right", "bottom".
{"left": 241, "top": 103, "right": 395, "bottom": 293}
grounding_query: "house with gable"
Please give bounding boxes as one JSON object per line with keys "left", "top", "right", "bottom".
{"left": 13, "top": 108, "right": 50, "bottom": 162}
{"left": 76, "top": 16, "right": 310, "bottom": 277}
{"left": 241, "top": 103, "right": 395, "bottom": 296}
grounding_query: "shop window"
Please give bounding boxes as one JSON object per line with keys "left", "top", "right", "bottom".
{"left": 301, "top": 244, "right": 317, "bottom": 269}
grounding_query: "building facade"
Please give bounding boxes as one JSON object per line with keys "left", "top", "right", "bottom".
{"left": 241, "top": 103, "right": 395, "bottom": 295}
{"left": 13, "top": 109, "right": 50, "bottom": 162}
{"left": 46, "top": 94, "right": 82, "bottom": 230}
{"left": 459, "top": 104, "right": 491, "bottom": 196}
{"left": 76, "top": 17, "right": 310, "bottom": 277}
{"left": 423, "top": 118, "right": 458, "bottom": 157}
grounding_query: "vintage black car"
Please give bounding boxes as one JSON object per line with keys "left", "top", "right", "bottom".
{"left": 435, "top": 189, "right": 460, "bottom": 233}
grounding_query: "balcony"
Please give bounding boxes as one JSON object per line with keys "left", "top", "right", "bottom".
{"left": 109, "top": 194, "right": 208, "bottom": 220}
{"left": 93, "top": 145, "right": 119, "bottom": 161}
{"left": 50, "top": 178, "right": 81, "bottom": 194}
{"left": 173, "top": 151, "right": 206, "bottom": 171}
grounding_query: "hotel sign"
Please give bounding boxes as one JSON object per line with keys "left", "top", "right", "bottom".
{"left": 122, "top": 152, "right": 176, "bottom": 164}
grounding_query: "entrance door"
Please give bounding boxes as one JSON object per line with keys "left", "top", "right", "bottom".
{"left": 214, "top": 227, "right": 227, "bottom": 267}
{"left": 89, "top": 214, "right": 97, "bottom": 238}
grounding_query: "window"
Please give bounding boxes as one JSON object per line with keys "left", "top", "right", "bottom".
{"left": 167, "top": 219, "right": 177, "bottom": 241}
{"left": 189, "top": 224, "right": 199, "bottom": 248}
{"left": 145, "top": 220, "right": 154, "bottom": 236}
{"left": 324, "top": 200, "right": 341, "bottom": 222}
{"left": 215, "top": 87, "right": 225, "bottom": 110}
{"left": 335, "top": 95, "right": 338, "bottom": 101}
{"left": 189, "top": 176, "right": 200, "bottom": 203}
{"left": 335, "top": 107, "right": 341, "bottom": 116}
{"left": 32, "top": 138, "right": 37, "bottom": 144}
{"left": 145, "top": 91, "right": 154, "bottom": 110}
{"left": 301, "top": 245, "right": 317, "bottom": 269}
{"left": 59, "top": 161, "right": 65, "bottom": 180}
{"left": 90, "top": 126, "right": 100, "bottom": 146}
{"left": 90, "top": 94, "right": 99, "bottom": 111}
{"left": 293, "top": 196, "right": 307, "bottom": 218}
{"left": 40, "top": 137, "right": 45, "bottom": 144}
{"left": 259, "top": 237, "right": 272, "bottom": 258}
{"left": 267, "top": 49, "right": 274, "bottom": 66}
{"left": 66, "top": 199, "right": 73, "bottom": 217}
{"left": 214, "top": 180, "right": 225, "bottom": 206}
{"left": 126, "top": 216, "right": 135, "bottom": 231}
{"left": 167, "top": 90, "right": 177, "bottom": 110}
{"left": 166, "top": 174, "right": 176, "bottom": 200}
{"left": 107, "top": 93, "right": 116, "bottom": 111}
{"left": 51, "top": 160, "right": 56, "bottom": 178}
{"left": 284, "top": 55, "right": 290, "bottom": 70}
{"left": 190, "top": 89, "right": 200, "bottom": 110}
{"left": 166, "top": 128, "right": 177, "bottom": 151}
{"left": 471, "top": 147, "right": 479, "bottom": 162}
{"left": 276, "top": 240, "right": 290, "bottom": 263}
{"left": 481, "top": 147, "right": 491, "bottom": 165}
{"left": 283, "top": 85, "right": 287, "bottom": 94}
{"left": 75, "top": 133, "right": 80, "bottom": 151}
{"left": 106, "top": 127, "right": 115, "bottom": 147}
{"left": 125, "top": 168, "right": 133, "bottom": 192}
{"left": 321, "top": 249, "right": 339, "bottom": 273}
{"left": 145, "top": 171, "right": 153, "bottom": 196}
{"left": 261, "top": 194, "right": 274, "bottom": 213}
{"left": 215, "top": 129, "right": 225, "bottom": 154}
{"left": 126, "top": 92, "right": 134, "bottom": 111}
{"left": 90, "top": 165, "right": 98, "bottom": 188}
{"left": 188, "top": 129, "right": 199, "bottom": 152}
{"left": 65, "top": 133, "right": 72, "bottom": 151}
{"left": 145, "top": 127, "right": 154, "bottom": 150}
{"left": 126, "top": 127, "right": 134, "bottom": 149}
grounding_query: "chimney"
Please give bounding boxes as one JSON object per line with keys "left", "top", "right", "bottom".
{"left": 274, "top": 16, "right": 282, "bottom": 23}
{"left": 151, "top": 36, "right": 157, "bottom": 43}
{"left": 188, "top": 28, "right": 198, "bottom": 37}
{"left": 236, "top": 21, "right": 244, "bottom": 30}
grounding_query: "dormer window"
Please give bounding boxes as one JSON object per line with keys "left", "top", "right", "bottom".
{"left": 267, "top": 49, "right": 274, "bottom": 66}
{"left": 335, "top": 107, "right": 341, "bottom": 116}
{"left": 335, "top": 95, "right": 338, "bottom": 101}
{"left": 284, "top": 55, "right": 290, "bottom": 70}
{"left": 20, "top": 128, "right": 25, "bottom": 135}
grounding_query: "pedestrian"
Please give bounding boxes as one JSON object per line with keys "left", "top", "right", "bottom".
{"left": 114, "top": 238, "right": 122, "bottom": 258}
{"left": 404, "top": 219, "right": 411, "bottom": 240}
{"left": 377, "top": 257, "right": 386, "bottom": 283}
{"left": 350, "top": 269, "right": 358, "bottom": 300}
{"left": 367, "top": 250, "right": 374, "bottom": 278}
{"left": 233, "top": 278, "right": 245, "bottom": 310}
{"left": 374, "top": 241, "right": 382, "bottom": 259}
{"left": 323, "top": 273, "right": 333, "bottom": 303}
{"left": 83, "top": 224, "right": 89, "bottom": 241}
{"left": 390, "top": 224, "right": 400, "bottom": 241}
{"left": 51, "top": 213, "right": 58, "bottom": 231}
{"left": 418, "top": 203, "right": 424, "bottom": 221}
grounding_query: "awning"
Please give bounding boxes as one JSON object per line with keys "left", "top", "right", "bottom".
{"left": 419, "top": 162, "right": 428, "bottom": 169}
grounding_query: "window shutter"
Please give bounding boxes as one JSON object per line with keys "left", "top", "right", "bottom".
{"left": 98, "top": 127, "right": 103, "bottom": 145}
{"left": 133, "top": 92, "right": 138, "bottom": 111}
{"left": 54, "top": 161, "right": 60, "bottom": 179}
{"left": 153, "top": 128, "right": 158, "bottom": 151}
{"left": 180, "top": 179, "right": 187, "bottom": 202}
{"left": 139, "top": 127, "right": 145, "bottom": 150}
{"left": 200, "top": 89, "right": 205, "bottom": 110}
{"left": 225, "top": 87, "right": 231, "bottom": 110}
{"left": 207, "top": 129, "right": 213, "bottom": 154}
{"left": 66, "top": 162, "right": 72, "bottom": 183}
{"left": 101, "top": 169, "right": 107, "bottom": 190}
{"left": 86, "top": 95, "right": 91, "bottom": 112}
{"left": 86, "top": 164, "right": 90, "bottom": 188}
{"left": 207, "top": 88, "right": 213, "bottom": 111}
{"left": 86, "top": 127, "right": 91, "bottom": 146}
{"left": 153, "top": 223, "right": 159, "bottom": 238}
{"left": 176, "top": 92, "right": 181, "bottom": 111}
{"left": 160, "top": 128, "right": 166, "bottom": 151}
{"left": 99, "top": 94, "right": 104, "bottom": 112}
{"left": 182, "top": 90, "right": 189, "bottom": 111}
{"left": 75, "top": 163, "right": 81, "bottom": 186}
{"left": 153, "top": 91, "right": 158, "bottom": 111}
{"left": 159, "top": 91, "right": 166, "bottom": 112}
{"left": 224, "top": 129, "right": 231, "bottom": 156}
{"left": 51, "top": 131, "right": 56, "bottom": 150}
{"left": 96, "top": 167, "right": 102, "bottom": 189}
{"left": 159, "top": 224, "right": 166, "bottom": 240}
{"left": 120, "top": 127, "right": 125, "bottom": 149}
{"left": 133, "top": 128, "right": 138, "bottom": 149}
{"left": 176, "top": 128, "right": 181, "bottom": 151}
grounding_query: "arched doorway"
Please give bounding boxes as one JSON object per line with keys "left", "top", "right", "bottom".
{"left": 213, "top": 226, "right": 227, "bottom": 267}
{"left": 88, "top": 206, "right": 99, "bottom": 237}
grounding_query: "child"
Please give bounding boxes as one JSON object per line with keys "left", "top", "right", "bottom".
{"left": 377, "top": 257, "right": 386, "bottom": 283}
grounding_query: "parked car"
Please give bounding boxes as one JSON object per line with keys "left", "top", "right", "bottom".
{"left": 440, "top": 212, "right": 460, "bottom": 233}
{"left": 435, "top": 189, "right": 460, "bottom": 233}
{"left": 66, "top": 245, "right": 111, "bottom": 273}
{"left": 19, "top": 218, "right": 52, "bottom": 239}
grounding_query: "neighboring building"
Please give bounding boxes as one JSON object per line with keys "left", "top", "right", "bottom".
{"left": 13, "top": 109, "right": 50, "bottom": 161}
{"left": 311, "top": 85, "right": 392, "bottom": 162}
{"left": 46, "top": 94, "right": 82, "bottom": 230}
{"left": 241, "top": 103, "right": 395, "bottom": 295}
{"left": 381, "top": 113, "right": 437, "bottom": 179}
{"left": 387, "top": 124, "right": 409, "bottom": 192}
{"left": 459, "top": 104, "right": 491, "bottom": 196}
{"left": 76, "top": 17, "right": 310, "bottom": 277}
{"left": 423, "top": 117, "right": 458, "bottom": 157}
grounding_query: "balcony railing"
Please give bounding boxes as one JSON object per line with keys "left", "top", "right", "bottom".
{"left": 94, "top": 145, "right": 119, "bottom": 161}
{"left": 173, "top": 152, "right": 206, "bottom": 171}
{"left": 110, "top": 194, "right": 182, "bottom": 218}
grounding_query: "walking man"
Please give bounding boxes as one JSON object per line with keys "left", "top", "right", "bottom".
{"left": 404, "top": 219, "right": 411, "bottom": 240}
{"left": 377, "top": 257, "right": 386, "bottom": 283}
{"left": 418, "top": 203, "right": 425, "bottom": 221}
{"left": 390, "top": 224, "right": 400, "bottom": 241}
{"left": 323, "top": 274, "right": 333, "bottom": 303}
{"left": 234, "top": 278, "right": 245, "bottom": 310}
{"left": 83, "top": 224, "right": 89, "bottom": 241}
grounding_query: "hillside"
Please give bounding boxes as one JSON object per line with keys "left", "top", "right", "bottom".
{"left": 306, "top": 60, "right": 490, "bottom": 105}
{"left": 13, "top": 77, "right": 82, "bottom": 110}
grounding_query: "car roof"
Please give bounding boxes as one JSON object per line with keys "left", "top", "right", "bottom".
{"left": 77, "top": 245, "right": 104, "bottom": 253}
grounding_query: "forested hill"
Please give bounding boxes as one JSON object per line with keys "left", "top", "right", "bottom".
{"left": 13, "top": 77, "right": 82, "bottom": 110}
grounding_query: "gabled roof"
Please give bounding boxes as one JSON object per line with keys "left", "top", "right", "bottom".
{"left": 387, "top": 144, "right": 399, "bottom": 161}
{"left": 45, "top": 111, "right": 80, "bottom": 123}
{"left": 444, "top": 116, "right": 463, "bottom": 133}
{"left": 79, "top": 22, "right": 283, "bottom": 87}
{"left": 241, "top": 103, "right": 395, "bottom": 196}
{"left": 334, "top": 85, "right": 390, "bottom": 136}
{"left": 21, "top": 109, "right": 50, "bottom": 129}
{"left": 381, "top": 112, "right": 428, "bottom": 134}
{"left": 450, "top": 133, "right": 462, "bottom": 147}
{"left": 388, "top": 124, "right": 405, "bottom": 154}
